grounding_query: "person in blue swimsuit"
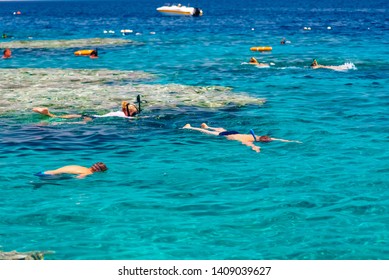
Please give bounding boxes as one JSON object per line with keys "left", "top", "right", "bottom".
{"left": 183, "top": 123, "right": 301, "bottom": 153}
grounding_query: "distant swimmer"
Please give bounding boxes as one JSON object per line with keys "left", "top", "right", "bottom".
{"left": 90, "top": 49, "right": 98, "bottom": 59}
{"left": 182, "top": 123, "right": 301, "bottom": 153}
{"left": 2, "top": 48, "right": 11, "bottom": 59}
{"left": 33, "top": 95, "right": 143, "bottom": 121}
{"left": 311, "top": 59, "right": 347, "bottom": 71}
{"left": 280, "top": 38, "right": 291, "bottom": 45}
{"left": 35, "top": 162, "right": 108, "bottom": 179}
{"left": 249, "top": 57, "right": 270, "bottom": 67}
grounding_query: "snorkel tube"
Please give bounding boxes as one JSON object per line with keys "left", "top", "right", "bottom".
{"left": 250, "top": 129, "right": 257, "bottom": 142}
{"left": 136, "top": 94, "right": 141, "bottom": 113}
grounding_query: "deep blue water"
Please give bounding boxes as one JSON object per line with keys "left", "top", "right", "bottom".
{"left": 0, "top": 0, "right": 388, "bottom": 259}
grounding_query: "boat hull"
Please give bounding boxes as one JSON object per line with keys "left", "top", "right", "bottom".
{"left": 157, "top": 6, "right": 203, "bottom": 17}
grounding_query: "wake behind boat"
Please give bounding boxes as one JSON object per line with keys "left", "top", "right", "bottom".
{"left": 156, "top": 4, "right": 203, "bottom": 17}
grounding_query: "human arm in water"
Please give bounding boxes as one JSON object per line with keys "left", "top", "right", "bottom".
{"left": 270, "top": 137, "right": 302, "bottom": 143}
{"left": 241, "top": 140, "right": 261, "bottom": 153}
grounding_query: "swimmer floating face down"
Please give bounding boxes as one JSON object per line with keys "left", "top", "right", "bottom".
{"left": 35, "top": 162, "right": 108, "bottom": 179}
{"left": 183, "top": 124, "right": 301, "bottom": 153}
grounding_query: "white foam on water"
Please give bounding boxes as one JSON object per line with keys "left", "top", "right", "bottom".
{"left": 339, "top": 62, "right": 357, "bottom": 70}
{"left": 322, "top": 62, "right": 357, "bottom": 71}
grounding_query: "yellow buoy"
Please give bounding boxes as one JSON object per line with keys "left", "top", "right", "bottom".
{"left": 250, "top": 46, "right": 272, "bottom": 52}
{"left": 74, "top": 50, "right": 94, "bottom": 56}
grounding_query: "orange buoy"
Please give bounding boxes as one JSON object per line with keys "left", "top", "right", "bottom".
{"left": 74, "top": 50, "right": 94, "bottom": 56}
{"left": 250, "top": 46, "right": 272, "bottom": 52}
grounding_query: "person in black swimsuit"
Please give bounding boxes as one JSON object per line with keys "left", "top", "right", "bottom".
{"left": 182, "top": 123, "right": 301, "bottom": 153}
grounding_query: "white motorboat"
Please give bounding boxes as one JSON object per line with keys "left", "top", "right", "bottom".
{"left": 156, "top": 4, "right": 203, "bottom": 17}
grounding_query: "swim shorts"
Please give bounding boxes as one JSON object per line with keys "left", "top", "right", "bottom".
{"left": 219, "top": 131, "right": 239, "bottom": 136}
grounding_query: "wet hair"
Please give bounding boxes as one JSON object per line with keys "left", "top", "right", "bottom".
{"left": 311, "top": 59, "right": 318, "bottom": 66}
{"left": 91, "top": 162, "right": 108, "bottom": 172}
{"left": 258, "top": 135, "right": 272, "bottom": 142}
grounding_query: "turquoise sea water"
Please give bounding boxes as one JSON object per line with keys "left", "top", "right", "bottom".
{"left": 0, "top": 0, "right": 388, "bottom": 259}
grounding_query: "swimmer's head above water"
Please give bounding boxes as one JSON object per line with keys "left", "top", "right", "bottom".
{"left": 121, "top": 95, "right": 143, "bottom": 117}
{"left": 2, "top": 48, "right": 11, "bottom": 59}
{"left": 91, "top": 162, "right": 108, "bottom": 173}
{"left": 121, "top": 101, "right": 138, "bottom": 117}
{"left": 249, "top": 57, "right": 259, "bottom": 64}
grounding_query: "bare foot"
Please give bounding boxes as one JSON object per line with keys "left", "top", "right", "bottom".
{"left": 183, "top": 124, "right": 191, "bottom": 129}
{"left": 33, "top": 107, "right": 50, "bottom": 116}
{"left": 201, "top": 123, "right": 209, "bottom": 129}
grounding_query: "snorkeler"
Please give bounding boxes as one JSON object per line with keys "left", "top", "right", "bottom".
{"left": 35, "top": 162, "right": 108, "bottom": 179}
{"left": 311, "top": 59, "right": 317, "bottom": 66}
{"left": 182, "top": 123, "right": 301, "bottom": 153}
{"left": 2, "top": 48, "right": 11, "bottom": 59}
{"left": 33, "top": 95, "right": 143, "bottom": 121}
{"left": 310, "top": 59, "right": 346, "bottom": 71}
{"left": 248, "top": 57, "right": 269, "bottom": 67}
{"left": 90, "top": 49, "right": 98, "bottom": 59}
